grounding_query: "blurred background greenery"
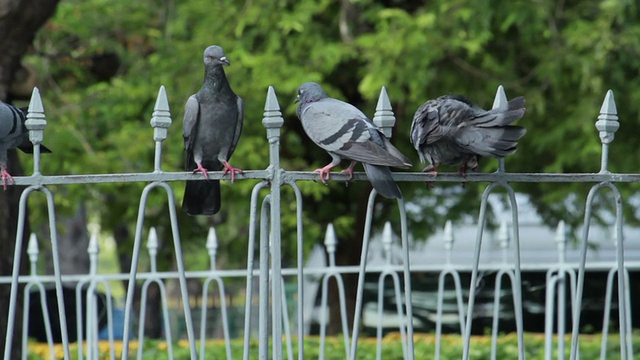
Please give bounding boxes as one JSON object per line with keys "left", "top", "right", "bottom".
{"left": 4, "top": 0, "right": 640, "bottom": 337}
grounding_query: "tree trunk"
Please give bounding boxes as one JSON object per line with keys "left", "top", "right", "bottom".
{"left": 0, "top": 1, "right": 61, "bottom": 357}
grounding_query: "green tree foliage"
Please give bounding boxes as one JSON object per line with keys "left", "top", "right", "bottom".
{"left": 23, "top": 0, "right": 640, "bottom": 273}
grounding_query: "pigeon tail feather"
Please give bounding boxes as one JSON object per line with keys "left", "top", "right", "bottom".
{"left": 363, "top": 163, "right": 402, "bottom": 199}
{"left": 182, "top": 179, "right": 221, "bottom": 216}
{"left": 463, "top": 126, "right": 527, "bottom": 158}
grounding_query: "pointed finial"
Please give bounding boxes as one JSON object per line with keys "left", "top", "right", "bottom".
{"left": 22, "top": 88, "right": 46, "bottom": 175}
{"left": 150, "top": 86, "right": 172, "bottom": 172}
{"left": 492, "top": 85, "right": 508, "bottom": 111}
{"left": 147, "top": 227, "right": 158, "bottom": 256}
{"left": 262, "top": 86, "right": 284, "bottom": 137}
{"left": 150, "top": 85, "right": 172, "bottom": 141}
{"left": 323, "top": 223, "right": 338, "bottom": 254}
{"left": 206, "top": 227, "right": 218, "bottom": 270}
{"left": 373, "top": 86, "right": 396, "bottom": 138}
{"left": 206, "top": 227, "right": 218, "bottom": 254}
{"left": 381, "top": 221, "right": 393, "bottom": 253}
{"left": 443, "top": 220, "right": 454, "bottom": 250}
{"left": 595, "top": 90, "right": 619, "bottom": 145}
{"left": 554, "top": 221, "right": 566, "bottom": 245}
{"left": 88, "top": 232, "right": 99, "bottom": 255}
{"left": 27, "top": 233, "right": 39, "bottom": 260}
{"left": 27, "top": 87, "right": 45, "bottom": 114}
{"left": 497, "top": 221, "right": 510, "bottom": 249}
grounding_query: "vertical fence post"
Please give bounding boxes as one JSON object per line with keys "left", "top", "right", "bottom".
{"left": 262, "top": 86, "right": 285, "bottom": 359}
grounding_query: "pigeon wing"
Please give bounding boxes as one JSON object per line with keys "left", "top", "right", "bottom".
{"left": 183, "top": 95, "right": 200, "bottom": 168}
{"left": 227, "top": 95, "right": 244, "bottom": 158}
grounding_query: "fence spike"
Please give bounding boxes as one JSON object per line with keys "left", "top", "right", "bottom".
{"left": 147, "top": 227, "right": 159, "bottom": 255}
{"left": 263, "top": 86, "right": 284, "bottom": 137}
{"left": 382, "top": 221, "right": 393, "bottom": 253}
{"left": 27, "top": 233, "right": 39, "bottom": 260}
{"left": 323, "top": 223, "right": 338, "bottom": 254}
{"left": 88, "top": 232, "right": 99, "bottom": 255}
{"left": 554, "top": 221, "right": 566, "bottom": 247}
{"left": 206, "top": 227, "right": 218, "bottom": 269}
{"left": 595, "top": 90, "right": 619, "bottom": 173}
{"left": 150, "top": 85, "right": 172, "bottom": 172}
{"left": 596, "top": 90, "right": 619, "bottom": 145}
{"left": 443, "top": 220, "right": 454, "bottom": 250}
{"left": 150, "top": 85, "right": 172, "bottom": 140}
{"left": 25, "top": 87, "right": 47, "bottom": 175}
{"left": 206, "top": 226, "right": 218, "bottom": 252}
{"left": 373, "top": 86, "right": 396, "bottom": 138}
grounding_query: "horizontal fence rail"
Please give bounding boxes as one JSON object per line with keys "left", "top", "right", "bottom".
{"left": 0, "top": 84, "right": 636, "bottom": 360}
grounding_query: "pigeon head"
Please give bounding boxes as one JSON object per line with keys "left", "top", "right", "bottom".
{"left": 295, "top": 82, "right": 328, "bottom": 104}
{"left": 203, "top": 45, "right": 230, "bottom": 66}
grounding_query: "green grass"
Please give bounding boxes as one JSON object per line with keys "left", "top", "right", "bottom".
{"left": 28, "top": 332, "right": 639, "bottom": 359}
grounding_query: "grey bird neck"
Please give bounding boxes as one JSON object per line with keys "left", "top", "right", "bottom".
{"left": 202, "top": 64, "right": 231, "bottom": 94}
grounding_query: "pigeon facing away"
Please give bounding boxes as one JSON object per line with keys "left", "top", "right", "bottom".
{"left": 410, "top": 94, "right": 526, "bottom": 176}
{"left": 0, "top": 101, "right": 52, "bottom": 189}
{"left": 295, "top": 82, "right": 411, "bottom": 199}
{"left": 182, "top": 45, "right": 244, "bottom": 216}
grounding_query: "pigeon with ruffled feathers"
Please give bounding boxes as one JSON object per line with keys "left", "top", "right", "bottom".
{"left": 182, "top": 45, "right": 244, "bottom": 216}
{"left": 295, "top": 82, "right": 411, "bottom": 199}
{"left": 410, "top": 94, "right": 526, "bottom": 176}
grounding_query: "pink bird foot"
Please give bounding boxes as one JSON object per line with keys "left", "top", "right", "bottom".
{"left": 423, "top": 163, "right": 438, "bottom": 188}
{"left": 340, "top": 161, "right": 357, "bottom": 181}
{"left": 313, "top": 163, "right": 338, "bottom": 184}
{"left": 1, "top": 165, "right": 15, "bottom": 190}
{"left": 222, "top": 161, "right": 243, "bottom": 183}
{"left": 193, "top": 162, "right": 209, "bottom": 179}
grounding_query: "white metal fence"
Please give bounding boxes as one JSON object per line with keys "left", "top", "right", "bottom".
{"left": 1, "top": 85, "right": 637, "bottom": 359}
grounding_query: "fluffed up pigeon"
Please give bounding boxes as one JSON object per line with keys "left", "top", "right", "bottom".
{"left": 0, "top": 101, "right": 52, "bottom": 190}
{"left": 410, "top": 94, "right": 526, "bottom": 176}
{"left": 295, "top": 82, "right": 411, "bottom": 199}
{"left": 182, "top": 45, "right": 244, "bottom": 216}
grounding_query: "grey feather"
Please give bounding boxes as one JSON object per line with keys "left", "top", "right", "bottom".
{"left": 0, "top": 101, "right": 51, "bottom": 188}
{"left": 295, "top": 82, "right": 411, "bottom": 199}
{"left": 182, "top": 45, "right": 244, "bottom": 216}
{"left": 410, "top": 94, "right": 526, "bottom": 173}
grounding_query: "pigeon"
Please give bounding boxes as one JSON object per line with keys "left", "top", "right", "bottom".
{"left": 295, "top": 82, "right": 411, "bottom": 199}
{"left": 182, "top": 45, "right": 244, "bottom": 216}
{"left": 0, "top": 101, "right": 51, "bottom": 190}
{"left": 410, "top": 94, "right": 526, "bottom": 176}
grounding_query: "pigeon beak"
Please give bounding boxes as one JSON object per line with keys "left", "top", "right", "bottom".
{"left": 294, "top": 95, "right": 300, "bottom": 103}
{"left": 220, "top": 56, "right": 230, "bottom": 66}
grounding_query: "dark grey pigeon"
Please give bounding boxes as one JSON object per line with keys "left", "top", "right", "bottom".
{"left": 295, "top": 82, "right": 411, "bottom": 199}
{"left": 182, "top": 45, "right": 244, "bottom": 216}
{"left": 0, "top": 101, "right": 51, "bottom": 189}
{"left": 410, "top": 94, "right": 526, "bottom": 176}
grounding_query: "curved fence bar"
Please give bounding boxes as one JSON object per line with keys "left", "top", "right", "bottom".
{"left": 570, "top": 182, "right": 629, "bottom": 360}
{"left": 242, "top": 181, "right": 269, "bottom": 360}
{"left": 120, "top": 182, "right": 197, "bottom": 360}
{"left": 4, "top": 186, "right": 71, "bottom": 360}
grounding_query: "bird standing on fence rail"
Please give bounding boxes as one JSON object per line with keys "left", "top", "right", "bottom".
{"left": 410, "top": 94, "right": 526, "bottom": 179}
{"left": 295, "top": 82, "right": 411, "bottom": 199}
{"left": 182, "top": 45, "right": 244, "bottom": 215}
{"left": 0, "top": 101, "right": 52, "bottom": 190}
